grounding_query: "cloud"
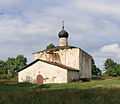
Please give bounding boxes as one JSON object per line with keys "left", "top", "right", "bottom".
{"left": 72, "top": 0, "right": 120, "bottom": 17}
{"left": 100, "top": 43, "right": 120, "bottom": 58}
{"left": 0, "top": 0, "right": 120, "bottom": 68}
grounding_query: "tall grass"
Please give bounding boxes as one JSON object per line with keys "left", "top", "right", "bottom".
{"left": 0, "top": 78, "right": 120, "bottom": 104}
{"left": 0, "top": 88, "right": 120, "bottom": 104}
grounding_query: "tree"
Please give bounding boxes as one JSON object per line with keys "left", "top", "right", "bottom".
{"left": 46, "top": 43, "right": 55, "bottom": 50}
{"left": 91, "top": 58, "right": 102, "bottom": 76}
{"left": 15, "top": 55, "right": 27, "bottom": 71}
{"left": 104, "top": 58, "right": 120, "bottom": 77}
{"left": 6, "top": 57, "right": 16, "bottom": 77}
{"left": 0, "top": 60, "right": 7, "bottom": 74}
{"left": 5, "top": 55, "right": 27, "bottom": 77}
{"left": 107, "top": 67, "right": 118, "bottom": 77}
{"left": 104, "top": 58, "right": 118, "bottom": 70}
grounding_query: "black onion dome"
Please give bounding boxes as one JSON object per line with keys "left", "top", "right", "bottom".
{"left": 58, "top": 26, "right": 69, "bottom": 38}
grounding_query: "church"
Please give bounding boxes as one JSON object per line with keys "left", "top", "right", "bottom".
{"left": 18, "top": 22, "right": 92, "bottom": 85}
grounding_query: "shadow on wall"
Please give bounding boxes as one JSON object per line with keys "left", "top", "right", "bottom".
{"left": 47, "top": 52, "right": 61, "bottom": 63}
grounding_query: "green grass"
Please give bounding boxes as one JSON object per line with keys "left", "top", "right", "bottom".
{"left": 35, "top": 78, "right": 120, "bottom": 90}
{"left": 1, "top": 78, "right": 120, "bottom": 104}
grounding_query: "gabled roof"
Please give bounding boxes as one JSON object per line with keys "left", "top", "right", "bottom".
{"left": 18, "top": 59, "right": 79, "bottom": 72}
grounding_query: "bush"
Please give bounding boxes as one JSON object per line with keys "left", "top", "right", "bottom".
{"left": 0, "top": 74, "right": 7, "bottom": 79}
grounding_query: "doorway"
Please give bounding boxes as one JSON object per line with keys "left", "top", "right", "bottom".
{"left": 37, "top": 74, "right": 43, "bottom": 85}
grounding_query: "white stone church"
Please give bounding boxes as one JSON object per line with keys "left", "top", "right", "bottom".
{"left": 18, "top": 23, "right": 92, "bottom": 85}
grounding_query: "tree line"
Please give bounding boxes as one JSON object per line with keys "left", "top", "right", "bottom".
{"left": 91, "top": 57, "right": 120, "bottom": 77}
{"left": 0, "top": 55, "right": 27, "bottom": 78}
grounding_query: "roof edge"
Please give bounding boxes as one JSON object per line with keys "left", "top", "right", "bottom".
{"left": 32, "top": 45, "right": 77, "bottom": 54}
{"left": 18, "top": 59, "right": 79, "bottom": 72}
{"left": 33, "top": 45, "right": 92, "bottom": 58}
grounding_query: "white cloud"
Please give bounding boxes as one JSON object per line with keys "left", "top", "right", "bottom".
{"left": 100, "top": 43, "right": 120, "bottom": 58}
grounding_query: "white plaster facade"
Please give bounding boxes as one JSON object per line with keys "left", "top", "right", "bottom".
{"left": 18, "top": 60, "right": 79, "bottom": 84}
{"left": 34, "top": 47, "right": 80, "bottom": 69}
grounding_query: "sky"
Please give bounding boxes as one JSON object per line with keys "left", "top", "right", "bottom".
{"left": 0, "top": 0, "right": 120, "bottom": 70}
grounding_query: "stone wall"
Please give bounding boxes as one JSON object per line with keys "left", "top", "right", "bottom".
{"left": 18, "top": 61, "right": 68, "bottom": 84}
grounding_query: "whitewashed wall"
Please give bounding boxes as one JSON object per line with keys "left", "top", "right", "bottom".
{"left": 34, "top": 48, "right": 80, "bottom": 70}
{"left": 59, "top": 37, "right": 68, "bottom": 46}
{"left": 18, "top": 61, "right": 68, "bottom": 84}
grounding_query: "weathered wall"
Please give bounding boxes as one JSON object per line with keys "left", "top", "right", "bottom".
{"left": 59, "top": 37, "right": 68, "bottom": 46}
{"left": 79, "top": 49, "right": 91, "bottom": 79}
{"left": 33, "top": 47, "right": 92, "bottom": 79}
{"left": 18, "top": 61, "right": 68, "bottom": 84}
{"left": 34, "top": 48, "right": 80, "bottom": 70}
{"left": 67, "top": 71, "right": 79, "bottom": 81}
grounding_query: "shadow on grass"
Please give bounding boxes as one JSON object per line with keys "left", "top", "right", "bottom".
{"left": 38, "top": 84, "right": 51, "bottom": 88}
{"left": 0, "top": 82, "right": 35, "bottom": 89}
{"left": 92, "top": 76, "right": 105, "bottom": 80}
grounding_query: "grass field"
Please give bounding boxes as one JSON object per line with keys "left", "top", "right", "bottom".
{"left": 0, "top": 78, "right": 120, "bottom": 104}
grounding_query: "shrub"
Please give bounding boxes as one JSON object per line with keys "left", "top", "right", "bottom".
{"left": 0, "top": 74, "right": 7, "bottom": 79}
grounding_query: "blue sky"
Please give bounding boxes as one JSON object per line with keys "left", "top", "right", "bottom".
{"left": 0, "top": 0, "right": 120, "bottom": 70}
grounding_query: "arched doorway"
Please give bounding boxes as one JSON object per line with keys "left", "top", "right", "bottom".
{"left": 37, "top": 74, "right": 43, "bottom": 85}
